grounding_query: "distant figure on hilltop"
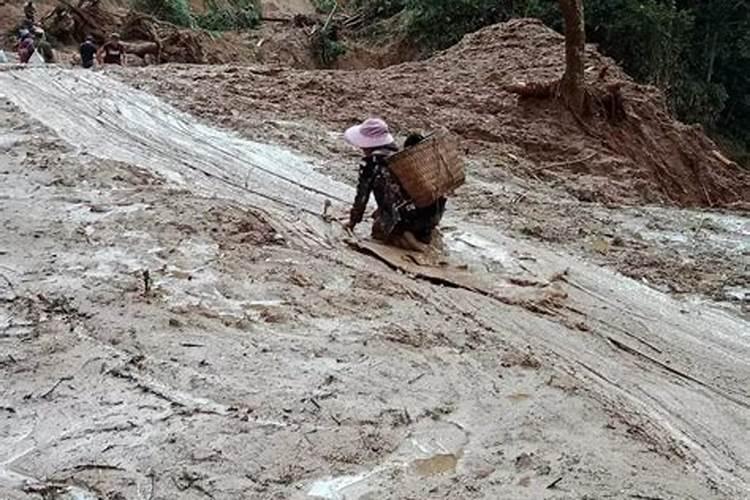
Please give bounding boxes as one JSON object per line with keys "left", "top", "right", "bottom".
{"left": 24, "top": 0, "right": 36, "bottom": 25}
{"left": 16, "top": 29, "right": 34, "bottom": 64}
{"left": 34, "top": 28, "right": 55, "bottom": 63}
{"left": 97, "top": 33, "right": 125, "bottom": 66}
{"left": 80, "top": 35, "right": 97, "bottom": 68}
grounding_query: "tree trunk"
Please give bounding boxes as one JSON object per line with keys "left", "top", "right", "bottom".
{"left": 706, "top": 30, "right": 718, "bottom": 83}
{"left": 559, "top": 0, "right": 586, "bottom": 113}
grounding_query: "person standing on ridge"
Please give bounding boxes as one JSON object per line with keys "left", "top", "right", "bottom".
{"left": 34, "top": 28, "right": 55, "bottom": 63}
{"left": 16, "top": 29, "right": 34, "bottom": 64}
{"left": 24, "top": 1, "right": 36, "bottom": 25}
{"left": 80, "top": 35, "right": 97, "bottom": 68}
{"left": 97, "top": 33, "right": 125, "bottom": 66}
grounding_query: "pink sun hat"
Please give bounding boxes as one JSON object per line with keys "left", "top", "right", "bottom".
{"left": 344, "top": 118, "right": 395, "bottom": 149}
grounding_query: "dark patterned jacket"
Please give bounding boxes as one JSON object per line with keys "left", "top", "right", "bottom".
{"left": 348, "top": 146, "right": 409, "bottom": 236}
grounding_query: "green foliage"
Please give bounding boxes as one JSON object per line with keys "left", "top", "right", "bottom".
{"left": 404, "top": 0, "right": 509, "bottom": 50}
{"left": 132, "top": 0, "right": 194, "bottom": 27}
{"left": 354, "top": 0, "right": 408, "bottom": 21}
{"left": 313, "top": 0, "right": 337, "bottom": 14}
{"left": 678, "top": 0, "right": 750, "bottom": 150}
{"left": 586, "top": 0, "right": 693, "bottom": 95}
{"left": 582, "top": 0, "right": 750, "bottom": 153}
{"left": 195, "top": 0, "right": 260, "bottom": 31}
{"left": 311, "top": 25, "right": 346, "bottom": 67}
{"left": 131, "top": 0, "right": 260, "bottom": 31}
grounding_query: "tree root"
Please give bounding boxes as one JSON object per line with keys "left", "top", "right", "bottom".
{"left": 504, "top": 79, "right": 627, "bottom": 124}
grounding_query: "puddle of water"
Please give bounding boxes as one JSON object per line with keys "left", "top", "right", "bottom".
{"left": 412, "top": 453, "right": 459, "bottom": 476}
{"left": 307, "top": 471, "right": 376, "bottom": 500}
{"left": 441, "top": 229, "right": 528, "bottom": 278}
{"left": 85, "top": 247, "right": 152, "bottom": 279}
{"left": 307, "top": 420, "right": 468, "bottom": 498}
{"left": 55, "top": 486, "right": 99, "bottom": 500}
{"left": 622, "top": 209, "right": 750, "bottom": 253}
{"left": 246, "top": 300, "right": 284, "bottom": 307}
{"left": 322, "top": 274, "right": 353, "bottom": 293}
{"left": 444, "top": 231, "right": 514, "bottom": 266}
{"left": 723, "top": 286, "right": 749, "bottom": 302}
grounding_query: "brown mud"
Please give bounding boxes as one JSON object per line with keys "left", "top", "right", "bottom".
{"left": 0, "top": 66, "right": 749, "bottom": 500}
{"left": 110, "top": 19, "right": 750, "bottom": 308}
{"left": 120, "top": 19, "right": 750, "bottom": 208}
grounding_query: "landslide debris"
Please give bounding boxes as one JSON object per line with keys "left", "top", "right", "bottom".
{"left": 125, "top": 18, "right": 750, "bottom": 207}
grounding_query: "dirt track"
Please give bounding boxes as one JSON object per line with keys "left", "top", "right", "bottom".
{"left": 1, "top": 67, "right": 749, "bottom": 499}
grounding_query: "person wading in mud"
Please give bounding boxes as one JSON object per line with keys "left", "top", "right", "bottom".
{"left": 16, "top": 29, "right": 34, "bottom": 64}
{"left": 97, "top": 33, "right": 125, "bottom": 66}
{"left": 33, "top": 28, "right": 54, "bottom": 63}
{"left": 344, "top": 118, "right": 445, "bottom": 252}
{"left": 80, "top": 35, "right": 97, "bottom": 68}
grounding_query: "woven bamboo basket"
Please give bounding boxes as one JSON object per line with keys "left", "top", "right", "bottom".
{"left": 387, "top": 130, "right": 465, "bottom": 208}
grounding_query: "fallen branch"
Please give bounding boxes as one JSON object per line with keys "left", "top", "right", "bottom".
{"left": 330, "top": 412, "right": 341, "bottom": 426}
{"left": 505, "top": 79, "right": 626, "bottom": 128}
{"left": 321, "top": 2, "right": 338, "bottom": 33}
{"left": 40, "top": 375, "right": 74, "bottom": 400}
{"left": 534, "top": 151, "right": 597, "bottom": 171}
{"left": 57, "top": 0, "right": 101, "bottom": 31}
{"left": 504, "top": 81, "right": 558, "bottom": 98}
{"left": 180, "top": 342, "right": 204, "bottom": 348}
{"left": 547, "top": 476, "right": 563, "bottom": 489}
{"left": 70, "top": 463, "right": 125, "bottom": 472}
{"left": 0, "top": 272, "right": 15, "bottom": 290}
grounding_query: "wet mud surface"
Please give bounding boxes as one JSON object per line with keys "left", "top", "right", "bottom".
{"left": 118, "top": 20, "right": 750, "bottom": 208}
{"left": 114, "top": 58, "right": 749, "bottom": 312}
{"left": 1, "top": 69, "right": 749, "bottom": 499}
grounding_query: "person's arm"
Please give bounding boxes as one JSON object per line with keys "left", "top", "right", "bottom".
{"left": 96, "top": 44, "right": 105, "bottom": 64}
{"left": 348, "top": 160, "right": 376, "bottom": 229}
{"left": 119, "top": 43, "right": 127, "bottom": 66}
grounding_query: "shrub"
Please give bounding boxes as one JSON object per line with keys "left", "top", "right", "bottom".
{"left": 312, "top": 0, "right": 337, "bottom": 14}
{"left": 354, "top": 0, "right": 408, "bottom": 21}
{"left": 131, "top": 0, "right": 194, "bottom": 27}
{"left": 195, "top": 0, "right": 260, "bottom": 31}
{"left": 311, "top": 25, "right": 346, "bottom": 66}
{"left": 405, "top": 0, "right": 508, "bottom": 50}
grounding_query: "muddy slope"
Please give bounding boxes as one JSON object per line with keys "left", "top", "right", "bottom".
{"left": 1, "top": 68, "right": 750, "bottom": 499}
{"left": 123, "top": 18, "right": 750, "bottom": 207}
